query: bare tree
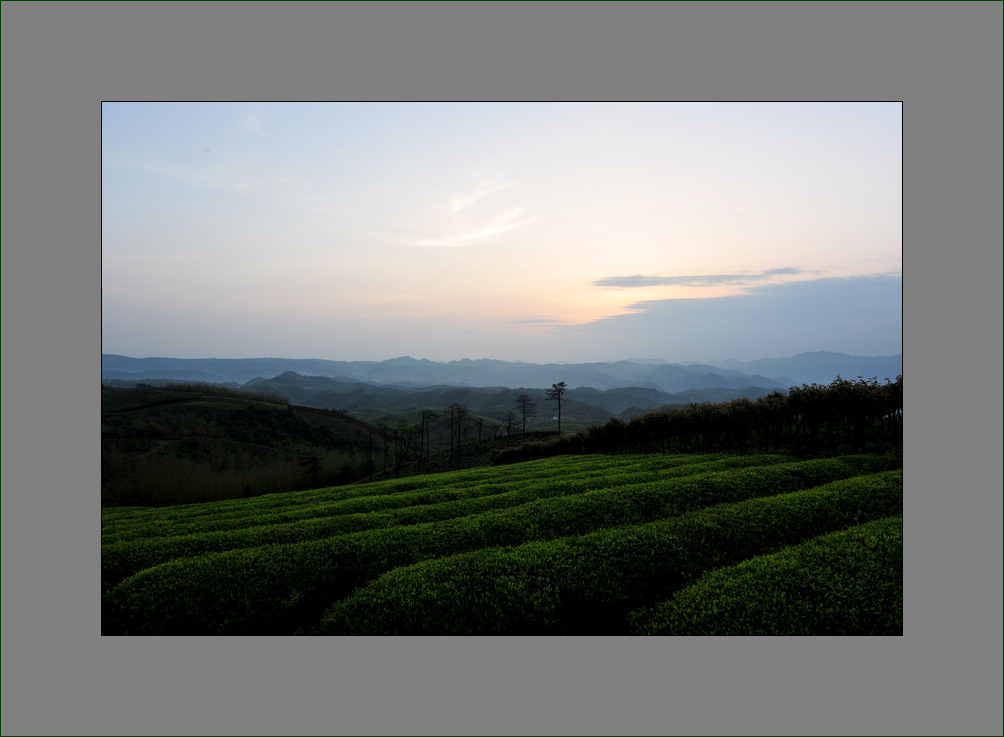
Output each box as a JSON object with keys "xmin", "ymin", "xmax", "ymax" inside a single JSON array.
[
  {"xmin": 545, "ymin": 381, "xmax": 568, "ymax": 435},
  {"xmin": 419, "ymin": 409, "xmax": 439, "ymax": 466},
  {"xmin": 447, "ymin": 404, "xmax": 457, "ymax": 468},
  {"xmin": 366, "ymin": 431, "xmax": 375, "ymax": 477},
  {"xmin": 514, "ymin": 393, "xmax": 537, "ymax": 442},
  {"xmin": 447, "ymin": 403, "xmax": 469, "ymax": 470},
  {"xmin": 456, "ymin": 404, "xmax": 469, "ymax": 468},
  {"xmin": 503, "ymin": 409, "xmax": 517, "ymax": 446},
  {"xmin": 376, "ymin": 423, "xmax": 391, "ymax": 472},
  {"xmin": 392, "ymin": 420, "xmax": 419, "ymax": 477}
]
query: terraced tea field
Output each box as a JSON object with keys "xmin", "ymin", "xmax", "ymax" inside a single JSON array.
[{"xmin": 101, "ymin": 452, "xmax": 903, "ymax": 635}]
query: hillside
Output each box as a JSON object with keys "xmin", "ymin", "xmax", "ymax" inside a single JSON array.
[
  {"xmin": 101, "ymin": 384, "xmax": 392, "ymax": 506},
  {"xmin": 101, "ymin": 381, "xmax": 578, "ymax": 506},
  {"xmin": 239, "ymin": 372, "xmax": 777, "ymax": 424},
  {"xmin": 102, "ymin": 353, "xmax": 811, "ymax": 391},
  {"xmin": 102, "ymin": 373, "xmax": 902, "ymax": 507},
  {"xmin": 106, "ymin": 372, "xmax": 783, "ymax": 442},
  {"xmin": 101, "ymin": 375, "xmax": 903, "ymax": 634},
  {"xmin": 102, "ymin": 452, "xmax": 903, "ymax": 635}
]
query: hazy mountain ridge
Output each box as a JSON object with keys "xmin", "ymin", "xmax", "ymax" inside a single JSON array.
[
  {"xmin": 238, "ymin": 374, "xmax": 775, "ymax": 422},
  {"xmin": 102, "ymin": 352, "xmax": 901, "ymax": 393},
  {"xmin": 693, "ymin": 352, "xmax": 903, "ymax": 388},
  {"xmin": 103, "ymin": 352, "xmax": 894, "ymax": 391}
]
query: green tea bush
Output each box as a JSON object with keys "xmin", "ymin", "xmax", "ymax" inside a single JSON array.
[
  {"xmin": 104, "ymin": 456, "xmax": 895, "ymax": 634},
  {"xmin": 102, "ymin": 454, "xmax": 901, "ymax": 635},
  {"xmin": 629, "ymin": 515, "xmax": 903, "ymax": 635},
  {"xmin": 102, "ymin": 454, "xmax": 771, "ymax": 589},
  {"xmin": 101, "ymin": 453, "xmax": 681, "ymax": 542},
  {"xmin": 316, "ymin": 471, "xmax": 902, "ymax": 635}
]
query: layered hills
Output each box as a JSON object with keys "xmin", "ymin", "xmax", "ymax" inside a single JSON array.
[{"xmin": 101, "ymin": 352, "xmax": 902, "ymax": 392}]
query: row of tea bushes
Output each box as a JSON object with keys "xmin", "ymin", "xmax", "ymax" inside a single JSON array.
[
  {"xmin": 316, "ymin": 471, "xmax": 902, "ymax": 635},
  {"xmin": 103, "ymin": 456, "xmax": 901, "ymax": 634},
  {"xmin": 100, "ymin": 454, "xmax": 803, "ymax": 590},
  {"xmin": 629, "ymin": 515, "xmax": 903, "ymax": 635}
]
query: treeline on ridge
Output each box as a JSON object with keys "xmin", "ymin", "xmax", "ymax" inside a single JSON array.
[
  {"xmin": 494, "ymin": 375, "xmax": 903, "ymax": 464},
  {"xmin": 102, "ymin": 383, "xmax": 390, "ymax": 506}
]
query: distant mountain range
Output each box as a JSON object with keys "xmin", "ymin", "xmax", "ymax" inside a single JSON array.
[
  {"xmin": 101, "ymin": 352, "xmax": 901, "ymax": 394},
  {"xmin": 232, "ymin": 372, "xmax": 779, "ymax": 424},
  {"xmin": 691, "ymin": 352, "xmax": 904, "ymax": 388}
]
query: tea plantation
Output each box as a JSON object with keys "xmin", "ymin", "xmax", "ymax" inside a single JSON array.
[{"xmin": 102, "ymin": 452, "xmax": 902, "ymax": 635}]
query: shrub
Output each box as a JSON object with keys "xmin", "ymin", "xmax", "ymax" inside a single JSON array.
[
  {"xmin": 629, "ymin": 516, "xmax": 903, "ymax": 635},
  {"xmin": 100, "ymin": 453, "xmax": 803, "ymax": 590},
  {"xmin": 316, "ymin": 470, "xmax": 902, "ymax": 635},
  {"xmin": 103, "ymin": 457, "xmax": 898, "ymax": 634}
]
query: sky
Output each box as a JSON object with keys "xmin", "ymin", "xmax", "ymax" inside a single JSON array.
[{"xmin": 102, "ymin": 102, "xmax": 902, "ymax": 364}]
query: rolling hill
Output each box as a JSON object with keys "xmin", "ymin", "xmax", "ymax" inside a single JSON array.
[
  {"xmin": 101, "ymin": 383, "xmax": 392, "ymax": 506},
  {"xmin": 102, "ymin": 353, "xmax": 810, "ymax": 392}
]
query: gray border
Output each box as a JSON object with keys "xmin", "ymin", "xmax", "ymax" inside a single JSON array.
[{"xmin": 2, "ymin": 1, "xmax": 1002, "ymax": 736}]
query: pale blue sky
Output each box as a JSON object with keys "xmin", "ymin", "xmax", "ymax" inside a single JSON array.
[{"xmin": 102, "ymin": 102, "xmax": 901, "ymax": 363}]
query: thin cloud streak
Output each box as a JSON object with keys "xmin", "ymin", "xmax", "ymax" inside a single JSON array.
[
  {"xmin": 447, "ymin": 174, "xmax": 513, "ymax": 215},
  {"xmin": 594, "ymin": 267, "xmax": 807, "ymax": 289},
  {"xmin": 395, "ymin": 174, "xmax": 537, "ymax": 247},
  {"xmin": 401, "ymin": 213, "xmax": 537, "ymax": 248}
]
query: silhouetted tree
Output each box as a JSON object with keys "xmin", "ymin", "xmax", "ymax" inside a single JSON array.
[
  {"xmin": 393, "ymin": 421, "xmax": 419, "ymax": 477},
  {"xmin": 367, "ymin": 432, "xmax": 374, "ymax": 476},
  {"xmin": 419, "ymin": 409, "xmax": 439, "ymax": 466},
  {"xmin": 545, "ymin": 381, "xmax": 567, "ymax": 435},
  {"xmin": 447, "ymin": 403, "xmax": 469, "ymax": 470},
  {"xmin": 376, "ymin": 423, "xmax": 391, "ymax": 472},
  {"xmin": 503, "ymin": 409, "xmax": 517, "ymax": 446},
  {"xmin": 514, "ymin": 393, "xmax": 537, "ymax": 441},
  {"xmin": 494, "ymin": 374, "xmax": 902, "ymax": 466}
]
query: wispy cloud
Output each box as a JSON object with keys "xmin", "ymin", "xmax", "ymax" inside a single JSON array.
[
  {"xmin": 594, "ymin": 267, "xmax": 807, "ymax": 289},
  {"xmin": 447, "ymin": 175, "xmax": 512, "ymax": 215},
  {"xmin": 397, "ymin": 174, "xmax": 536, "ymax": 248},
  {"xmin": 761, "ymin": 267, "xmax": 803, "ymax": 276}
]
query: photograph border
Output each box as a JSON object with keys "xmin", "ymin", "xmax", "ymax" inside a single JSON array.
[{"xmin": 3, "ymin": 2, "xmax": 1001, "ymax": 736}]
